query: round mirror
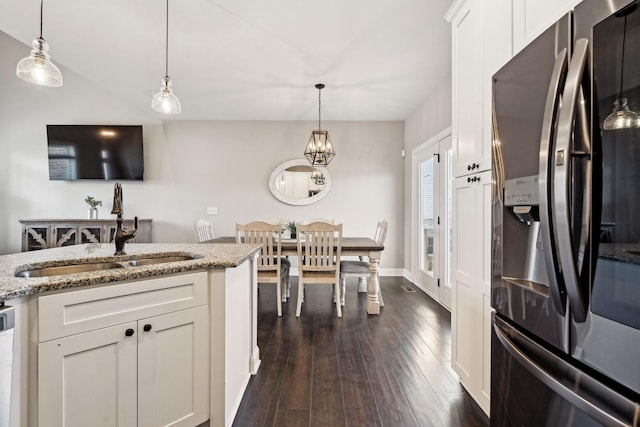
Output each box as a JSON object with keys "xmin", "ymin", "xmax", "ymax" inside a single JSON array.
[{"xmin": 268, "ymin": 159, "xmax": 332, "ymax": 206}]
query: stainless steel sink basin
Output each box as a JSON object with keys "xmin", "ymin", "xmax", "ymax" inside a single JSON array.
[
  {"xmin": 15, "ymin": 254, "xmax": 196, "ymax": 278},
  {"xmin": 127, "ymin": 255, "xmax": 194, "ymax": 267},
  {"xmin": 15, "ymin": 262, "xmax": 127, "ymax": 278}
]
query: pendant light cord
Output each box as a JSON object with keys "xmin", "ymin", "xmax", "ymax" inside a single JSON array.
[
  {"xmin": 318, "ymin": 86, "xmax": 322, "ymax": 131},
  {"xmin": 39, "ymin": 0, "xmax": 43, "ymax": 38},
  {"xmin": 164, "ymin": 0, "xmax": 169, "ymax": 78},
  {"xmin": 619, "ymin": 15, "xmax": 627, "ymax": 98}
]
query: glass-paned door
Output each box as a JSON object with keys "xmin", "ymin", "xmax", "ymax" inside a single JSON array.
[{"xmin": 415, "ymin": 135, "xmax": 453, "ymax": 308}]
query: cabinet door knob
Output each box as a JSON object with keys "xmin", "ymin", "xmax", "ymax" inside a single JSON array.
[
  {"xmin": 467, "ymin": 165, "xmax": 472, "ymax": 170},
  {"xmin": 143, "ymin": 324, "xmax": 152, "ymax": 332},
  {"xmin": 467, "ymin": 177, "xmax": 471, "ymax": 183},
  {"xmin": 125, "ymin": 328, "xmax": 135, "ymax": 337}
]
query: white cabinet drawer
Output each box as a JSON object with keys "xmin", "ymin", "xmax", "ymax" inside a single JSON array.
[{"xmin": 38, "ymin": 271, "xmax": 208, "ymax": 342}]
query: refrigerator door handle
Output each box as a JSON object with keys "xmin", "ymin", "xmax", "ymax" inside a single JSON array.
[
  {"xmin": 494, "ymin": 317, "xmax": 640, "ymax": 427},
  {"xmin": 538, "ymin": 47, "xmax": 568, "ymax": 315},
  {"xmin": 553, "ymin": 38, "xmax": 589, "ymax": 322}
]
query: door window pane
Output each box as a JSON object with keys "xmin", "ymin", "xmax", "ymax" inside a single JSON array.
[{"xmin": 421, "ymin": 158, "xmax": 435, "ymax": 274}]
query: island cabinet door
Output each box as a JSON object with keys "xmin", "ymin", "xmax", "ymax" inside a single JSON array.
[
  {"xmin": 38, "ymin": 321, "xmax": 138, "ymax": 427},
  {"xmin": 137, "ymin": 305, "xmax": 209, "ymax": 427}
]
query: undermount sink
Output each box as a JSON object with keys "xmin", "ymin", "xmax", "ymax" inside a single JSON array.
[
  {"xmin": 126, "ymin": 255, "xmax": 194, "ymax": 267},
  {"xmin": 15, "ymin": 254, "xmax": 196, "ymax": 278},
  {"xmin": 15, "ymin": 262, "xmax": 127, "ymax": 278}
]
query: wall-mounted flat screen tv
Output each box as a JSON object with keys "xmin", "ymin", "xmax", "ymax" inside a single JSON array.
[{"xmin": 47, "ymin": 125, "xmax": 144, "ymax": 180}]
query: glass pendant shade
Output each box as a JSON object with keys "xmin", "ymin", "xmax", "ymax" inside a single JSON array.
[
  {"xmin": 151, "ymin": 77, "xmax": 181, "ymax": 114},
  {"xmin": 305, "ymin": 130, "xmax": 335, "ymax": 166},
  {"xmin": 602, "ymin": 8, "xmax": 640, "ymax": 130},
  {"xmin": 16, "ymin": 38, "xmax": 63, "ymax": 87},
  {"xmin": 603, "ymin": 98, "xmax": 640, "ymax": 130},
  {"xmin": 152, "ymin": 0, "xmax": 181, "ymax": 114},
  {"xmin": 16, "ymin": 1, "xmax": 62, "ymax": 87},
  {"xmin": 16, "ymin": 37, "xmax": 63, "ymax": 87}
]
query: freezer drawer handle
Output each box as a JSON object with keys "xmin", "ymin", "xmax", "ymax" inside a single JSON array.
[{"xmin": 494, "ymin": 317, "xmax": 640, "ymax": 427}]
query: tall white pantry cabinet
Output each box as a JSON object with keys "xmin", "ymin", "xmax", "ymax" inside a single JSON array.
[{"xmin": 445, "ymin": 0, "xmax": 582, "ymax": 416}]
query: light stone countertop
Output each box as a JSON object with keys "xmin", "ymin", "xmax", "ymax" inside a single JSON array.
[{"xmin": 0, "ymin": 243, "xmax": 261, "ymax": 303}]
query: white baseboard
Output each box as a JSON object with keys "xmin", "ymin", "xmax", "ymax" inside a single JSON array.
[
  {"xmin": 290, "ymin": 268, "xmax": 408, "ymax": 277},
  {"xmin": 380, "ymin": 268, "xmax": 406, "ymax": 276}
]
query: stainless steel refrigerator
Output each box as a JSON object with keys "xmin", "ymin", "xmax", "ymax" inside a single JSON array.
[{"xmin": 491, "ymin": 0, "xmax": 640, "ymax": 425}]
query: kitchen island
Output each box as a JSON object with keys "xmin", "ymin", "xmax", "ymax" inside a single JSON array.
[{"xmin": 1, "ymin": 243, "xmax": 262, "ymax": 427}]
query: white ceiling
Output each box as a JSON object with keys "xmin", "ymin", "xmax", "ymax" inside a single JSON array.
[{"xmin": 0, "ymin": 0, "xmax": 452, "ymax": 121}]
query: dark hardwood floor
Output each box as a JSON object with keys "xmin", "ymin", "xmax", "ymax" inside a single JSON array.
[{"xmin": 233, "ymin": 276, "xmax": 490, "ymax": 427}]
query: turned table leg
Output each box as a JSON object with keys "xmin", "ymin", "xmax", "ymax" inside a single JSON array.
[{"xmin": 367, "ymin": 253, "xmax": 381, "ymax": 315}]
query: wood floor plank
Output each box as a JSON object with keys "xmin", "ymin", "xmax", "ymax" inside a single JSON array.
[
  {"xmin": 356, "ymin": 320, "xmax": 422, "ymax": 426},
  {"xmin": 274, "ymin": 408, "xmax": 311, "ymax": 427},
  {"xmin": 335, "ymin": 329, "xmax": 381, "ymax": 426},
  {"xmin": 232, "ymin": 277, "xmax": 489, "ymax": 427},
  {"xmin": 436, "ymin": 392, "xmax": 490, "ymax": 427},
  {"xmin": 311, "ymin": 352, "xmax": 346, "ymax": 427},
  {"xmin": 278, "ymin": 316, "xmax": 314, "ymax": 411}
]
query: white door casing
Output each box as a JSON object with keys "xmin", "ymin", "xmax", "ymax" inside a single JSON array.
[{"xmin": 411, "ymin": 128, "xmax": 453, "ymax": 309}]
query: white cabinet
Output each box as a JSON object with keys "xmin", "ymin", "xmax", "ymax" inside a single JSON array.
[
  {"xmin": 451, "ymin": 170, "xmax": 492, "ymax": 414},
  {"xmin": 447, "ymin": 0, "xmax": 486, "ymax": 177},
  {"xmin": 512, "ymin": 0, "xmax": 583, "ymax": 54},
  {"xmin": 446, "ymin": 0, "xmax": 511, "ymax": 415},
  {"xmin": 446, "ymin": 0, "xmax": 582, "ymax": 417},
  {"xmin": 139, "ymin": 306, "xmax": 209, "ymax": 427},
  {"xmin": 446, "ymin": 0, "xmax": 512, "ymax": 178},
  {"xmin": 37, "ymin": 272, "xmax": 209, "ymax": 427},
  {"xmin": 39, "ymin": 321, "xmax": 138, "ymax": 427}
]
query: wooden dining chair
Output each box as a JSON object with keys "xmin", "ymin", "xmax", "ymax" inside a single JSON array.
[
  {"xmin": 236, "ymin": 221, "xmax": 290, "ymax": 316},
  {"xmin": 194, "ymin": 219, "xmax": 215, "ymax": 242},
  {"xmin": 296, "ymin": 221, "xmax": 343, "ymax": 317},
  {"xmin": 260, "ymin": 218, "xmax": 295, "ymax": 298},
  {"xmin": 299, "ymin": 218, "xmax": 335, "ymax": 225},
  {"xmin": 339, "ymin": 220, "xmax": 388, "ymax": 307}
]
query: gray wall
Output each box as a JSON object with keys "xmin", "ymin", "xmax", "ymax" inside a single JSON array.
[{"xmin": 0, "ymin": 32, "xmax": 404, "ymax": 271}]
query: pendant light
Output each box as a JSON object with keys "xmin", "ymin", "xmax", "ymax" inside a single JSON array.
[
  {"xmin": 311, "ymin": 170, "xmax": 326, "ymax": 185},
  {"xmin": 603, "ymin": 4, "xmax": 639, "ymax": 130},
  {"xmin": 16, "ymin": 0, "xmax": 63, "ymax": 87},
  {"xmin": 151, "ymin": 0, "xmax": 181, "ymax": 114},
  {"xmin": 304, "ymin": 84, "xmax": 335, "ymax": 166}
]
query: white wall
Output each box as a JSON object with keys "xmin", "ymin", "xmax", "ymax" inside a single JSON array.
[
  {"xmin": 0, "ymin": 32, "xmax": 404, "ymax": 270},
  {"xmin": 403, "ymin": 76, "xmax": 452, "ymax": 273}
]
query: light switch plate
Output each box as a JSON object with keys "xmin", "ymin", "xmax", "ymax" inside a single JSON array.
[{"xmin": 207, "ymin": 207, "xmax": 218, "ymax": 215}]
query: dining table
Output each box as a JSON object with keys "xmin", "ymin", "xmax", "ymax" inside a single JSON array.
[{"xmin": 207, "ymin": 236, "xmax": 385, "ymax": 315}]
